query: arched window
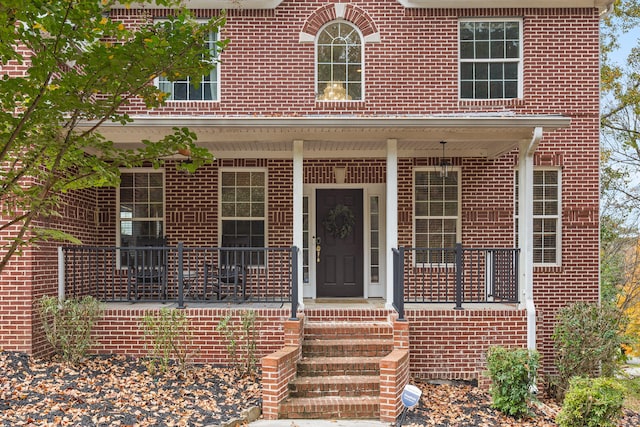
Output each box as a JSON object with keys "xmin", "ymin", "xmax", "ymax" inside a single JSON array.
[{"xmin": 316, "ymin": 21, "xmax": 362, "ymax": 101}]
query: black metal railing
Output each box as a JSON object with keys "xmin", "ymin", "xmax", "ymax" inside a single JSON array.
[
  {"xmin": 393, "ymin": 244, "xmax": 520, "ymax": 319},
  {"xmin": 62, "ymin": 244, "xmax": 298, "ymax": 315}
]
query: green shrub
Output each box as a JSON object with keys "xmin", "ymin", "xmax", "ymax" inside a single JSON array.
[
  {"xmin": 216, "ymin": 309, "xmax": 258, "ymax": 377},
  {"xmin": 486, "ymin": 346, "xmax": 540, "ymax": 418},
  {"xmin": 556, "ymin": 377, "xmax": 625, "ymax": 427},
  {"xmin": 552, "ymin": 302, "xmax": 627, "ymax": 398},
  {"xmin": 38, "ymin": 295, "xmax": 104, "ymax": 364},
  {"xmin": 141, "ymin": 308, "xmax": 193, "ymax": 375}
]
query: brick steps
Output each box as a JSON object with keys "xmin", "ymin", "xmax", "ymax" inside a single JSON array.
[{"xmin": 277, "ymin": 319, "xmax": 393, "ymax": 419}]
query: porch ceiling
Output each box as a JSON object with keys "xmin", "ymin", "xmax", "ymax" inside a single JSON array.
[{"xmin": 93, "ymin": 115, "xmax": 571, "ymax": 159}]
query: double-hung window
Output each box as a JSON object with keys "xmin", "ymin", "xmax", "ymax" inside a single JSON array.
[
  {"xmin": 118, "ymin": 170, "xmax": 164, "ymax": 264},
  {"xmin": 414, "ymin": 169, "xmax": 460, "ymax": 263},
  {"xmin": 515, "ymin": 169, "xmax": 561, "ymax": 265},
  {"xmin": 316, "ymin": 21, "xmax": 363, "ymax": 101},
  {"xmin": 157, "ymin": 24, "xmax": 219, "ymax": 101},
  {"xmin": 459, "ymin": 19, "xmax": 522, "ymax": 99},
  {"xmin": 220, "ymin": 170, "xmax": 266, "ymax": 264}
]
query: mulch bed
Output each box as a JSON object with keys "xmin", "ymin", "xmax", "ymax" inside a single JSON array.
[
  {"xmin": 3, "ymin": 351, "xmax": 640, "ymax": 426},
  {"xmin": 402, "ymin": 379, "xmax": 640, "ymax": 427},
  {"xmin": 0, "ymin": 351, "xmax": 260, "ymax": 426}
]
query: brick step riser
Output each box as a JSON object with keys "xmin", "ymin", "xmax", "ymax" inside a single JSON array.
[
  {"xmin": 302, "ymin": 345, "xmax": 392, "ymax": 358},
  {"xmin": 297, "ymin": 364, "xmax": 380, "ymax": 377},
  {"xmin": 278, "ymin": 404, "xmax": 380, "ymax": 419},
  {"xmin": 289, "ymin": 384, "xmax": 380, "ymax": 398},
  {"xmin": 304, "ymin": 328, "xmax": 392, "ymax": 340}
]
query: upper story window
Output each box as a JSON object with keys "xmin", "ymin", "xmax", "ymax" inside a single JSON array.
[
  {"xmin": 459, "ymin": 19, "xmax": 522, "ymax": 99},
  {"xmin": 157, "ymin": 26, "xmax": 219, "ymax": 101},
  {"xmin": 316, "ymin": 21, "xmax": 363, "ymax": 101}
]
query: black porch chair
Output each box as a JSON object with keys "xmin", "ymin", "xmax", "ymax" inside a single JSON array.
[
  {"xmin": 127, "ymin": 237, "xmax": 168, "ymax": 301},
  {"xmin": 203, "ymin": 239, "xmax": 249, "ymax": 302}
]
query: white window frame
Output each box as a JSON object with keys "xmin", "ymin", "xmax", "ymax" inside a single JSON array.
[
  {"xmin": 155, "ymin": 19, "xmax": 220, "ymax": 102},
  {"xmin": 458, "ymin": 18, "xmax": 523, "ymax": 100},
  {"xmin": 116, "ymin": 168, "xmax": 165, "ymax": 266},
  {"xmin": 218, "ymin": 168, "xmax": 268, "ymax": 251},
  {"xmin": 315, "ymin": 20, "xmax": 364, "ymax": 101},
  {"xmin": 413, "ymin": 167, "xmax": 462, "ymax": 265},
  {"xmin": 515, "ymin": 167, "xmax": 562, "ymax": 266}
]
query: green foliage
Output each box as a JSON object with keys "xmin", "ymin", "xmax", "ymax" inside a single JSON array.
[
  {"xmin": 0, "ymin": 0, "xmax": 226, "ymax": 273},
  {"xmin": 38, "ymin": 295, "xmax": 104, "ymax": 364},
  {"xmin": 556, "ymin": 377, "xmax": 625, "ymax": 427},
  {"xmin": 216, "ymin": 310, "xmax": 258, "ymax": 377},
  {"xmin": 552, "ymin": 302, "xmax": 628, "ymax": 398},
  {"xmin": 140, "ymin": 308, "xmax": 193, "ymax": 375},
  {"xmin": 485, "ymin": 346, "xmax": 540, "ymax": 418}
]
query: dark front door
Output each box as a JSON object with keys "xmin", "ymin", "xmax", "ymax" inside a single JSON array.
[{"xmin": 316, "ymin": 189, "xmax": 363, "ymax": 297}]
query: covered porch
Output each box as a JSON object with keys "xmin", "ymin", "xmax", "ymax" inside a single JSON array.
[{"xmin": 92, "ymin": 114, "xmax": 570, "ymax": 321}]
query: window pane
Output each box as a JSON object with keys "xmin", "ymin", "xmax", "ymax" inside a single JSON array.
[
  {"xmin": 460, "ymin": 41, "xmax": 474, "ymax": 59},
  {"xmin": 475, "ymin": 81, "xmax": 488, "ymax": 98},
  {"xmin": 475, "ymin": 41, "xmax": 489, "ymax": 58},
  {"xmin": 461, "ymin": 81, "xmax": 473, "ymax": 98},
  {"xmin": 461, "ymin": 63, "xmax": 474, "ymax": 79}
]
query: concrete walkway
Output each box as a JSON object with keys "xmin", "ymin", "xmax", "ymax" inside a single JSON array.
[{"xmin": 250, "ymin": 420, "xmax": 392, "ymax": 427}]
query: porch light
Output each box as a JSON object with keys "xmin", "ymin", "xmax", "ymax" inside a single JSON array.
[{"xmin": 440, "ymin": 141, "xmax": 450, "ymax": 178}]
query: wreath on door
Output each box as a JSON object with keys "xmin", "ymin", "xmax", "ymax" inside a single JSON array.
[{"xmin": 322, "ymin": 204, "xmax": 355, "ymax": 239}]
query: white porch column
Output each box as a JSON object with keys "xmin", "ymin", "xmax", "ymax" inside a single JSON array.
[
  {"xmin": 292, "ymin": 140, "xmax": 304, "ymax": 309},
  {"xmin": 385, "ymin": 139, "xmax": 398, "ymax": 309},
  {"xmin": 519, "ymin": 127, "xmax": 543, "ymax": 351}
]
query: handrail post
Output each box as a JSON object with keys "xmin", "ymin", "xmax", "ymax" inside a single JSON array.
[
  {"xmin": 177, "ymin": 242, "xmax": 184, "ymax": 309},
  {"xmin": 58, "ymin": 247, "xmax": 65, "ymax": 303},
  {"xmin": 290, "ymin": 246, "xmax": 299, "ymax": 320},
  {"xmin": 392, "ymin": 248, "xmax": 405, "ymax": 321},
  {"xmin": 454, "ymin": 243, "xmax": 463, "ymax": 310}
]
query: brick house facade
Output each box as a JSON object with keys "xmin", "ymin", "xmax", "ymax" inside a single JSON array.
[{"xmin": 1, "ymin": 0, "xmax": 604, "ymax": 413}]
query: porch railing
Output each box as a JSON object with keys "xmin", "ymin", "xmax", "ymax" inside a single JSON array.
[
  {"xmin": 61, "ymin": 244, "xmax": 298, "ymax": 316},
  {"xmin": 393, "ymin": 244, "xmax": 520, "ymax": 320}
]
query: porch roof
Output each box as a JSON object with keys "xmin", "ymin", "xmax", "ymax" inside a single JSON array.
[{"xmin": 95, "ymin": 114, "xmax": 571, "ymax": 159}]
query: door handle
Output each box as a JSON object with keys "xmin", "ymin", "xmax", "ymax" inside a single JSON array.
[{"xmin": 316, "ymin": 244, "xmax": 321, "ymax": 263}]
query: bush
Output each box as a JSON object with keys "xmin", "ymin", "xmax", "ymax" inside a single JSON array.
[
  {"xmin": 38, "ymin": 295, "xmax": 104, "ymax": 364},
  {"xmin": 486, "ymin": 346, "xmax": 540, "ymax": 418},
  {"xmin": 556, "ymin": 376, "xmax": 625, "ymax": 427},
  {"xmin": 141, "ymin": 308, "xmax": 193, "ymax": 375},
  {"xmin": 552, "ymin": 302, "xmax": 627, "ymax": 398},
  {"xmin": 216, "ymin": 309, "xmax": 258, "ymax": 377}
]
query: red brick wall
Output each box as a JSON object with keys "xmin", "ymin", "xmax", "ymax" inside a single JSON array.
[
  {"xmin": 0, "ymin": 168, "xmax": 100, "ymax": 355},
  {"xmin": 407, "ymin": 308, "xmax": 528, "ymax": 380}
]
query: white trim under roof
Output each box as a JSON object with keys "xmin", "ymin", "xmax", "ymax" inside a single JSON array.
[
  {"xmin": 86, "ymin": 115, "xmax": 571, "ymax": 160},
  {"xmin": 396, "ymin": 0, "xmax": 613, "ymax": 11},
  {"xmin": 112, "ymin": 1, "xmax": 283, "ymax": 9}
]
